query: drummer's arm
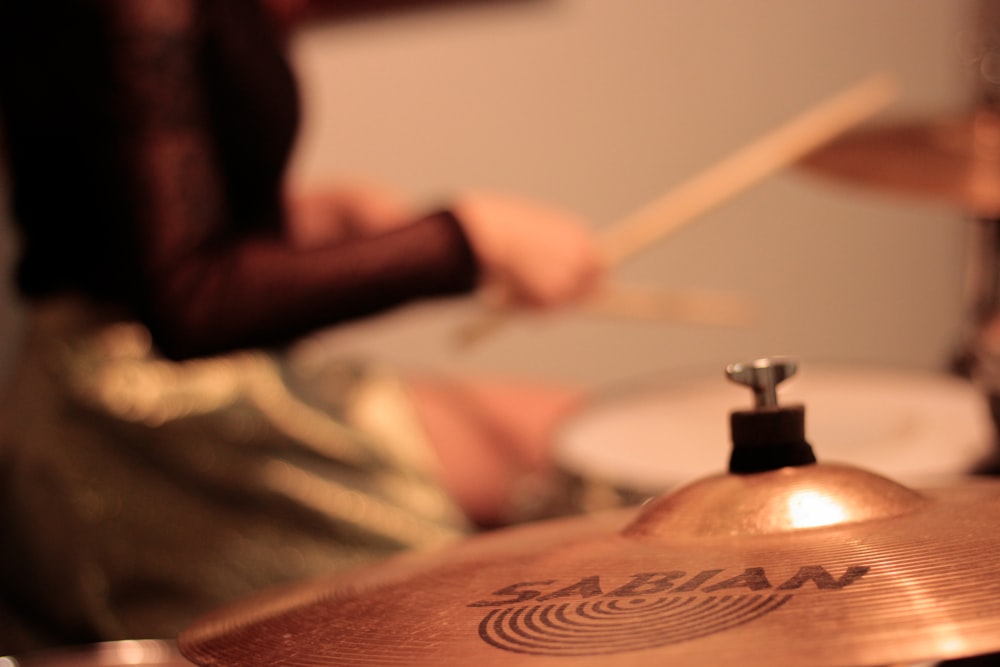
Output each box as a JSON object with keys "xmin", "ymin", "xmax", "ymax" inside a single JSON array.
[{"xmin": 105, "ymin": 0, "xmax": 479, "ymax": 359}]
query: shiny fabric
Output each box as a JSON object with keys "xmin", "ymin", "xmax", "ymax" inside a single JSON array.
[{"xmin": 0, "ymin": 299, "xmax": 469, "ymax": 654}]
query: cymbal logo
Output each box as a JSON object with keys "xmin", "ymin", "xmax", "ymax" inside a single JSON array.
[{"xmin": 467, "ymin": 565, "xmax": 869, "ymax": 656}]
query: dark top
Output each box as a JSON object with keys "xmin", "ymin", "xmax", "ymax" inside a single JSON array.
[{"xmin": 0, "ymin": 0, "xmax": 478, "ymax": 359}]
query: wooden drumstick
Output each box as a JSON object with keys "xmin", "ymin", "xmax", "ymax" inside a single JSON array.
[
  {"xmin": 457, "ymin": 72, "xmax": 900, "ymax": 347},
  {"xmin": 599, "ymin": 71, "xmax": 899, "ymax": 264},
  {"xmin": 456, "ymin": 282, "xmax": 755, "ymax": 347},
  {"xmin": 583, "ymin": 283, "xmax": 756, "ymax": 327}
]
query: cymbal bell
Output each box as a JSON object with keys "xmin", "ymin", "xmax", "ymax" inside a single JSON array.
[
  {"xmin": 799, "ymin": 109, "xmax": 1000, "ymax": 217},
  {"xmin": 178, "ymin": 464, "xmax": 1000, "ymax": 667}
]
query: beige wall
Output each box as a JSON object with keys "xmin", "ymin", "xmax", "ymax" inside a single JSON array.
[
  {"xmin": 285, "ymin": 0, "xmax": 979, "ymax": 388},
  {"xmin": 0, "ymin": 0, "xmax": 981, "ymax": 390}
]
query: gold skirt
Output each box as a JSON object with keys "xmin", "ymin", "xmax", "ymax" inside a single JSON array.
[{"xmin": 0, "ymin": 298, "xmax": 470, "ymax": 653}]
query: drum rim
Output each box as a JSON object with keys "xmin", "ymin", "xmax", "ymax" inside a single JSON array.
[{"xmin": 2, "ymin": 639, "xmax": 188, "ymax": 666}]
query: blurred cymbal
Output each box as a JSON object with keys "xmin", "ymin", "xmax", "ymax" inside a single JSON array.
[
  {"xmin": 179, "ymin": 464, "xmax": 1000, "ymax": 667},
  {"xmin": 799, "ymin": 110, "xmax": 1000, "ymax": 216},
  {"xmin": 5, "ymin": 640, "xmax": 189, "ymax": 666}
]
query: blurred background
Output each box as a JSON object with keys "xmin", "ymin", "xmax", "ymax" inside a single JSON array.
[{"xmin": 0, "ymin": 0, "xmax": 982, "ymax": 390}]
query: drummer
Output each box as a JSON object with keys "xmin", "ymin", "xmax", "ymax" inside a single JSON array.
[{"xmin": 0, "ymin": 0, "xmax": 605, "ymax": 654}]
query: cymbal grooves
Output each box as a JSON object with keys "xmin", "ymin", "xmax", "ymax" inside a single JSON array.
[{"xmin": 478, "ymin": 594, "xmax": 793, "ymax": 655}]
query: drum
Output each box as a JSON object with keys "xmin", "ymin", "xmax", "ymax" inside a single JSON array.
[
  {"xmin": 1, "ymin": 640, "xmax": 192, "ymax": 666},
  {"xmin": 555, "ymin": 364, "xmax": 994, "ymax": 510}
]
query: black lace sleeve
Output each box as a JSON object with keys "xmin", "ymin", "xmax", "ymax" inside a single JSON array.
[{"xmin": 1, "ymin": 0, "xmax": 478, "ymax": 359}]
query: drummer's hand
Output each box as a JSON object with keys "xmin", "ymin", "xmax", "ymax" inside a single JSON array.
[
  {"xmin": 284, "ymin": 179, "xmax": 415, "ymax": 248},
  {"xmin": 451, "ymin": 191, "xmax": 606, "ymax": 308}
]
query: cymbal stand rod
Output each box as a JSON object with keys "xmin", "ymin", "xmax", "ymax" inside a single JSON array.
[
  {"xmin": 954, "ymin": 218, "xmax": 1000, "ymax": 374},
  {"xmin": 954, "ymin": 217, "xmax": 1000, "ymax": 471}
]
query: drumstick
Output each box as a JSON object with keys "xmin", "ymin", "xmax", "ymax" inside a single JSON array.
[
  {"xmin": 457, "ymin": 72, "xmax": 900, "ymax": 346},
  {"xmin": 583, "ymin": 283, "xmax": 756, "ymax": 327},
  {"xmin": 600, "ymin": 71, "xmax": 899, "ymax": 264},
  {"xmin": 456, "ymin": 282, "xmax": 755, "ymax": 346}
]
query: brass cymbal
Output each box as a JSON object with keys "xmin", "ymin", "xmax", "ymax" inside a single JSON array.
[
  {"xmin": 179, "ymin": 359, "xmax": 1000, "ymax": 666},
  {"xmin": 179, "ymin": 465, "xmax": 1000, "ymax": 667},
  {"xmin": 799, "ymin": 109, "xmax": 1000, "ymax": 217}
]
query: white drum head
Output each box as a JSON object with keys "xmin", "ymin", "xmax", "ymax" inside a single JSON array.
[{"xmin": 557, "ymin": 365, "xmax": 993, "ymax": 496}]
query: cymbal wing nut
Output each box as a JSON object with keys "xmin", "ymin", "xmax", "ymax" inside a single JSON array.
[{"xmin": 726, "ymin": 357, "xmax": 817, "ymax": 473}]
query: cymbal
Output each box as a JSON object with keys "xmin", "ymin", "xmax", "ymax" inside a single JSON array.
[
  {"xmin": 799, "ymin": 109, "xmax": 1000, "ymax": 217},
  {"xmin": 179, "ymin": 468, "xmax": 1000, "ymax": 666},
  {"xmin": 178, "ymin": 358, "xmax": 1000, "ymax": 666}
]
